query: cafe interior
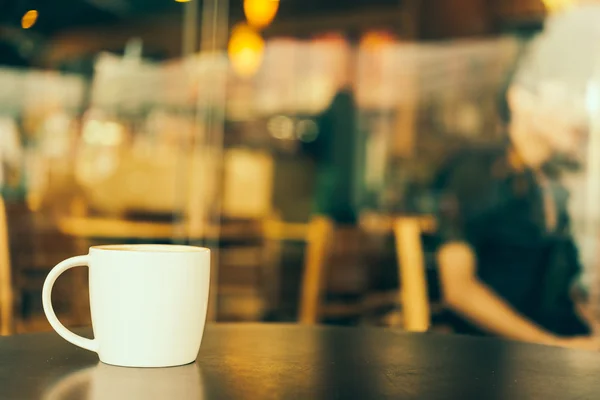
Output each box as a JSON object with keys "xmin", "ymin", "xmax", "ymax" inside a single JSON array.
[{"xmin": 1, "ymin": 0, "xmax": 600, "ymax": 347}]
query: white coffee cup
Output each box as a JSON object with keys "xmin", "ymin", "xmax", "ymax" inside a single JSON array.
[{"xmin": 42, "ymin": 244, "xmax": 210, "ymax": 368}]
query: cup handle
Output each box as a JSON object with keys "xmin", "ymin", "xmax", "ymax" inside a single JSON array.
[{"xmin": 42, "ymin": 255, "xmax": 98, "ymax": 353}]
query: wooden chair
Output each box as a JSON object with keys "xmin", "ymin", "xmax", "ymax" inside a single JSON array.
[{"xmin": 0, "ymin": 196, "xmax": 14, "ymax": 335}]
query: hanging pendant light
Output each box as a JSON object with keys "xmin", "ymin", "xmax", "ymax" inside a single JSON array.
[
  {"xmin": 359, "ymin": 31, "xmax": 396, "ymax": 50},
  {"xmin": 228, "ymin": 23, "xmax": 265, "ymax": 78},
  {"xmin": 21, "ymin": 10, "xmax": 38, "ymax": 29},
  {"xmin": 243, "ymin": 0, "xmax": 279, "ymax": 29}
]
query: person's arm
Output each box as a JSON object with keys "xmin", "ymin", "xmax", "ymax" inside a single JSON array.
[{"xmin": 438, "ymin": 241, "xmax": 598, "ymax": 349}]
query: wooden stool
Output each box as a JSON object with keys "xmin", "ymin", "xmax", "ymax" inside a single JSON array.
[{"xmin": 298, "ymin": 214, "xmax": 433, "ymax": 332}]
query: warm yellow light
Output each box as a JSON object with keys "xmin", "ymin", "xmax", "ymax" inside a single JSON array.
[
  {"xmin": 359, "ymin": 31, "xmax": 396, "ymax": 50},
  {"xmin": 244, "ymin": 0, "xmax": 279, "ymax": 29},
  {"xmin": 21, "ymin": 10, "xmax": 38, "ymax": 29},
  {"xmin": 175, "ymin": 0, "xmax": 191, "ymax": 3},
  {"xmin": 228, "ymin": 24, "xmax": 265, "ymax": 78},
  {"xmin": 312, "ymin": 32, "xmax": 346, "ymax": 44},
  {"xmin": 542, "ymin": 0, "xmax": 574, "ymax": 12}
]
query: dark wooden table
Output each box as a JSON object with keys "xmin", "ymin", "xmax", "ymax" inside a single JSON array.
[{"xmin": 1, "ymin": 324, "xmax": 600, "ymax": 399}]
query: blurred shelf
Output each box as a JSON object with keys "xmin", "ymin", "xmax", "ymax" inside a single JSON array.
[
  {"xmin": 56, "ymin": 216, "xmax": 309, "ymax": 241},
  {"xmin": 217, "ymin": 289, "xmax": 266, "ymax": 321},
  {"xmin": 264, "ymin": 6, "xmax": 415, "ymax": 39},
  {"xmin": 57, "ymin": 217, "xmax": 218, "ymax": 240},
  {"xmin": 359, "ymin": 214, "xmax": 437, "ymax": 235}
]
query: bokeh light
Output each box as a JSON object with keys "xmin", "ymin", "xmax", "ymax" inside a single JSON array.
[
  {"xmin": 268, "ymin": 115, "xmax": 294, "ymax": 140},
  {"xmin": 296, "ymin": 119, "xmax": 319, "ymax": 142},
  {"xmin": 21, "ymin": 10, "xmax": 38, "ymax": 29},
  {"xmin": 244, "ymin": 0, "xmax": 279, "ymax": 29},
  {"xmin": 228, "ymin": 23, "xmax": 265, "ymax": 78},
  {"xmin": 312, "ymin": 32, "xmax": 347, "ymax": 45},
  {"xmin": 359, "ymin": 31, "xmax": 396, "ymax": 50}
]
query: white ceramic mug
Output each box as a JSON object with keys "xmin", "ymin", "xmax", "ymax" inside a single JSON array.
[{"xmin": 42, "ymin": 244, "xmax": 210, "ymax": 368}]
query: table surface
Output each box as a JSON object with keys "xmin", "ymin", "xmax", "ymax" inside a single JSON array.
[{"xmin": 1, "ymin": 324, "xmax": 600, "ymax": 400}]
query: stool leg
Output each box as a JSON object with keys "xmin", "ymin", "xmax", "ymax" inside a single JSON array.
[
  {"xmin": 299, "ymin": 216, "xmax": 334, "ymax": 325},
  {"xmin": 394, "ymin": 218, "xmax": 430, "ymax": 332}
]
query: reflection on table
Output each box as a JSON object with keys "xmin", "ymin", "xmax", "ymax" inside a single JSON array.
[{"xmin": 44, "ymin": 363, "xmax": 202, "ymax": 400}]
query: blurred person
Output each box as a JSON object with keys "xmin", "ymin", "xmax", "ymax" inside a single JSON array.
[
  {"xmin": 436, "ymin": 1, "xmax": 600, "ymax": 350},
  {"xmin": 304, "ymin": 87, "xmax": 359, "ymax": 224},
  {"xmin": 302, "ymin": 36, "xmax": 359, "ymax": 225}
]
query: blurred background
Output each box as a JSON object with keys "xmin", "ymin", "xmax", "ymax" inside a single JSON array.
[{"xmin": 0, "ymin": 0, "xmax": 599, "ymax": 342}]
